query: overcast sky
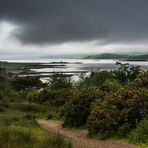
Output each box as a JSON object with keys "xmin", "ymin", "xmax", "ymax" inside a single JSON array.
[{"xmin": 0, "ymin": 0, "xmax": 148, "ymax": 58}]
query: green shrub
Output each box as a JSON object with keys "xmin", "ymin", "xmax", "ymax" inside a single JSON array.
[
  {"xmin": 62, "ymin": 87, "xmax": 104, "ymax": 127},
  {"xmin": 25, "ymin": 89, "xmax": 40, "ymax": 103},
  {"xmin": 117, "ymin": 123, "xmax": 131, "ymax": 137},
  {"xmin": 49, "ymin": 73, "xmax": 73, "ymax": 89},
  {"xmin": 11, "ymin": 76, "xmax": 43, "ymax": 91},
  {"xmin": 129, "ymin": 120, "xmax": 148, "ymax": 144},
  {"xmin": 38, "ymin": 88, "xmax": 71, "ymax": 106},
  {"xmin": 79, "ymin": 70, "xmax": 114, "ymax": 88},
  {"xmin": 101, "ymin": 79, "xmax": 121, "ymax": 92},
  {"xmin": 87, "ymin": 71, "xmax": 148, "ymax": 137},
  {"xmin": 114, "ymin": 63, "xmax": 141, "ymax": 83},
  {"xmin": 0, "ymin": 85, "xmax": 20, "ymax": 101}
]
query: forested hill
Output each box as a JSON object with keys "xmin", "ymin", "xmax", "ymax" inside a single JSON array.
[{"xmin": 83, "ymin": 53, "xmax": 148, "ymax": 60}]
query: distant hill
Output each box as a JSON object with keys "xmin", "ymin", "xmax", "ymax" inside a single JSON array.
[{"xmin": 83, "ymin": 53, "xmax": 148, "ymax": 61}]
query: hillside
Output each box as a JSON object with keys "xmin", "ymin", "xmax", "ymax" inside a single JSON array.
[{"xmin": 83, "ymin": 53, "xmax": 148, "ymax": 61}]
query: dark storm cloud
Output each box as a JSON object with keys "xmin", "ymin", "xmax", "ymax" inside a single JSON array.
[{"xmin": 0, "ymin": 0, "xmax": 148, "ymax": 44}]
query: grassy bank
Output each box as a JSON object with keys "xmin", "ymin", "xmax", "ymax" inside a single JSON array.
[{"xmin": 0, "ymin": 101, "xmax": 72, "ymax": 148}]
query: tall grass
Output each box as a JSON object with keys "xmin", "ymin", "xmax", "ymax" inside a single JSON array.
[
  {"xmin": 0, "ymin": 127, "xmax": 36, "ymax": 148},
  {"xmin": 44, "ymin": 132, "xmax": 72, "ymax": 148},
  {"xmin": 0, "ymin": 127, "xmax": 72, "ymax": 148},
  {"xmin": 0, "ymin": 95, "xmax": 72, "ymax": 147},
  {"xmin": 129, "ymin": 120, "xmax": 148, "ymax": 144}
]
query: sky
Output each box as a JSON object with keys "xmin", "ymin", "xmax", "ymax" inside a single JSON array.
[{"xmin": 0, "ymin": 0, "xmax": 148, "ymax": 58}]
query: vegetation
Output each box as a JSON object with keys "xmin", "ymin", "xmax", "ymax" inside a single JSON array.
[
  {"xmin": 0, "ymin": 62, "xmax": 147, "ymax": 147},
  {"xmin": 87, "ymin": 71, "xmax": 148, "ymax": 139},
  {"xmin": 11, "ymin": 76, "xmax": 43, "ymax": 91},
  {"xmin": 129, "ymin": 119, "xmax": 148, "ymax": 144},
  {"xmin": 62, "ymin": 87, "xmax": 104, "ymax": 127},
  {"xmin": 83, "ymin": 53, "xmax": 148, "ymax": 60},
  {"xmin": 0, "ymin": 99, "xmax": 72, "ymax": 148},
  {"xmin": 49, "ymin": 73, "xmax": 73, "ymax": 89}
]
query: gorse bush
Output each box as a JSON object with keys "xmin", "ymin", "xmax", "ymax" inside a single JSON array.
[
  {"xmin": 87, "ymin": 71, "xmax": 148, "ymax": 138},
  {"xmin": 62, "ymin": 87, "xmax": 105, "ymax": 127},
  {"xmin": 38, "ymin": 88, "xmax": 72, "ymax": 106}
]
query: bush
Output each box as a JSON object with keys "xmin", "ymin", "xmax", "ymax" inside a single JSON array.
[
  {"xmin": 38, "ymin": 88, "xmax": 71, "ymax": 106},
  {"xmin": 0, "ymin": 85, "xmax": 20, "ymax": 101},
  {"xmin": 80, "ymin": 71, "xmax": 114, "ymax": 87},
  {"xmin": 49, "ymin": 73, "xmax": 73, "ymax": 89},
  {"xmin": 101, "ymin": 79, "xmax": 121, "ymax": 92},
  {"xmin": 129, "ymin": 120, "xmax": 148, "ymax": 144},
  {"xmin": 87, "ymin": 71, "xmax": 148, "ymax": 138},
  {"xmin": 62, "ymin": 87, "xmax": 104, "ymax": 127},
  {"xmin": 11, "ymin": 76, "xmax": 43, "ymax": 91},
  {"xmin": 114, "ymin": 63, "xmax": 141, "ymax": 83},
  {"xmin": 25, "ymin": 89, "xmax": 40, "ymax": 102}
]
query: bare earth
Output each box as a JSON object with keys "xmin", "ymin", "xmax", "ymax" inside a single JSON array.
[{"xmin": 37, "ymin": 119, "xmax": 136, "ymax": 148}]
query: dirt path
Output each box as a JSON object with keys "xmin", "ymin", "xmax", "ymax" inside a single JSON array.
[{"xmin": 37, "ymin": 119, "xmax": 136, "ymax": 148}]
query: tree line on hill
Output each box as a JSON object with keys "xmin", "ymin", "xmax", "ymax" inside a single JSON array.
[{"xmin": 83, "ymin": 53, "xmax": 148, "ymax": 61}]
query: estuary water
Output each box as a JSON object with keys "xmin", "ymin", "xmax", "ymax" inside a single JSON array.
[{"xmin": 4, "ymin": 59, "xmax": 148, "ymax": 82}]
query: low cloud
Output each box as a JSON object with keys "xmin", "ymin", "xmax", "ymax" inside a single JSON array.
[{"xmin": 0, "ymin": 0, "xmax": 148, "ymax": 45}]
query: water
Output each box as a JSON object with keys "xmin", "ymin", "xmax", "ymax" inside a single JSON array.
[{"xmin": 2, "ymin": 59, "xmax": 148, "ymax": 82}]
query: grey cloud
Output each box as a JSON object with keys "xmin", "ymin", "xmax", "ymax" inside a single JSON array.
[{"xmin": 0, "ymin": 0, "xmax": 148, "ymax": 44}]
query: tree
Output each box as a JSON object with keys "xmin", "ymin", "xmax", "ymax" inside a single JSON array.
[
  {"xmin": 49, "ymin": 73, "xmax": 72, "ymax": 89},
  {"xmin": 114, "ymin": 62, "xmax": 142, "ymax": 83},
  {"xmin": 11, "ymin": 76, "xmax": 42, "ymax": 91}
]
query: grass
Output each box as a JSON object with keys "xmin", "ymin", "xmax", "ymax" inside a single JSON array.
[
  {"xmin": 0, "ymin": 127, "xmax": 72, "ymax": 148},
  {"xmin": 43, "ymin": 132, "xmax": 72, "ymax": 148},
  {"xmin": 0, "ymin": 101, "xmax": 72, "ymax": 148},
  {"xmin": 1, "ymin": 62, "xmax": 30, "ymax": 70},
  {"xmin": 128, "ymin": 120, "xmax": 148, "ymax": 148}
]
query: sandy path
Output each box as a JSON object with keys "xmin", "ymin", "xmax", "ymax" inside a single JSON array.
[{"xmin": 37, "ymin": 119, "xmax": 136, "ymax": 148}]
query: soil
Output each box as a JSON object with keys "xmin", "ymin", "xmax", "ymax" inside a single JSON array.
[{"xmin": 37, "ymin": 119, "xmax": 136, "ymax": 148}]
